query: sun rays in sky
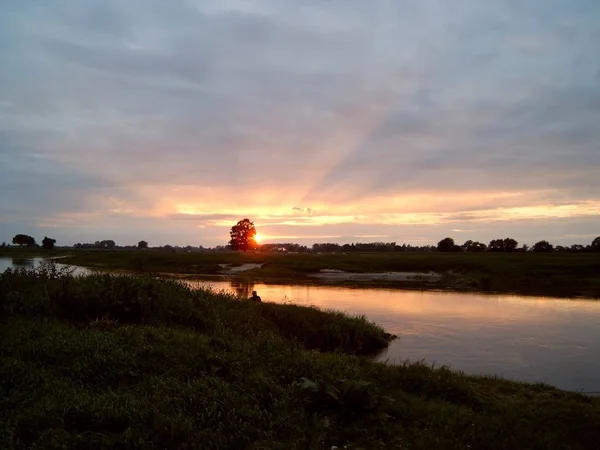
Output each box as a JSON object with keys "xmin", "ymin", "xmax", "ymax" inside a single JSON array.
[{"xmin": 1, "ymin": 1, "xmax": 599, "ymax": 246}]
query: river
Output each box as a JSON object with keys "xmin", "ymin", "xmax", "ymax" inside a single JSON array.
[{"xmin": 2, "ymin": 256, "xmax": 600, "ymax": 393}]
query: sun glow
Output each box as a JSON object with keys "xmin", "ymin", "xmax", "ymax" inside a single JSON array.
[{"xmin": 254, "ymin": 233, "xmax": 262, "ymax": 243}]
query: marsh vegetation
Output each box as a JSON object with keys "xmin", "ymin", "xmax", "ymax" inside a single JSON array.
[{"xmin": 2, "ymin": 267, "xmax": 600, "ymax": 449}]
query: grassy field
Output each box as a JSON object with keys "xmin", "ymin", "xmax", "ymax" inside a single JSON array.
[
  {"xmin": 2, "ymin": 267, "xmax": 600, "ymax": 449},
  {"xmin": 54, "ymin": 250, "xmax": 600, "ymax": 297},
  {"xmin": 0, "ymin": 248, "xmax": 67, "ymax": 258}
]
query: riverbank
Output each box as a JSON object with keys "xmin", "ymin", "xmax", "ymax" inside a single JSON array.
[
  {"xmin": 55, "ymin": 250, "xmax": 600, "ymax": 298},
  {"xmin": 2, "ymin": 268, "xmax": 599, "ymax": 449}
]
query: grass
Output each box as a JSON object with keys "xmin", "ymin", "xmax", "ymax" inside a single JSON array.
[
  {"xmin": 59, "ymin": 250, "xmax": 600, "ymax": 297},
  {"xmin": 0, "ymin": 265, "xmax": 388, "ymax": 355},
  {"xmin": 2, "ymin": 266, "xmax": 600, "ymax": 449},
  {"xmin": 0, "ymin": 248, "xmax": 67, "ymax": 258}
]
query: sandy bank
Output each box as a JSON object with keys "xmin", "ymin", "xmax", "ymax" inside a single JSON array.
[
  {"xmin": 309, "ymin": 269, "xmax": 442, "ymax": 282},
  {"xmin": 219, "ymin": 263, "xmax": 264, "ymax": 274}
]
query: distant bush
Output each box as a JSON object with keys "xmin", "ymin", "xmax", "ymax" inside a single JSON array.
[
  {"xmin": 488, "ymin": 238, "xmax": 518, "ymax": 252},
  {"xmin": 437, "ymin": 237, "xmax": 459, "ymax": 252},
  {"xmin": 532, "ymin": 240, "xmax": 554, "ymax": 252},
  {"xmin": 42, "ymin": 236, "xmax": 56, "ymax": 249}
]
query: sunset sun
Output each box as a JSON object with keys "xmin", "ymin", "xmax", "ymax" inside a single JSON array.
[{"xmin": 253, "ymin": 233, "xmax": 262, "ymax": 243}]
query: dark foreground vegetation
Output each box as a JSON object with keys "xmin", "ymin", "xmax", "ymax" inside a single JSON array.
[
  {"xmin": 2, "ymin": 267, "xmax": 600, "ymax": 449},
  {"xmin": 58, "ymin": 250, "xmax": 600, "ymax": 297}
]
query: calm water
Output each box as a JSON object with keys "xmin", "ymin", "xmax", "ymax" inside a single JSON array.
[
  {"xmin": 2, "ymin": 256, "xmax": 600, "ymax": 393},
  {"xmin": 0, "ymin": 256, "xmax": 89, "ymax": 275}
]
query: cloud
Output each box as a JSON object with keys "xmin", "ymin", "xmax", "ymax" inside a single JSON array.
[
  {"xmin": 0, "ymin": 0, "xmax": 599, "ymax": 246},
  {"xmin": 292, "ymin": 207, "xmax": 316, "ymax": 216}
]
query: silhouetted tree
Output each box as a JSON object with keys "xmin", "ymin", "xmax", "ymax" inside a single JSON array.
[
  {"xmin": 437, "ymin": 237, "xmax": 458, "ymax": 252},
  {"xmin": 488, "ymin": 239, "xmax": 503, "ymax": 252},
  {"xmin": 532, "ymin": 240, "xmax": 553, "ymax": 252},
  {"xmin": 503, "ymin": 238, "xmax": 518, "ymax": 252},
  {"xmin": 591, "ymin": 237, "xmax": 600, "ymax": 252},
  {"xmin": 42, "ymin": 237, "xmax": 56, "ymax": 250},
  {"xmin": 229, "ymin": 219, "xmax": 258, "ymax": 252},
  {"xmin": 1, "ymin": 242, "xmax": 6, "ymax": 248},
  {"xmin": 95, "ymin": 240, "xmax": 116, "ymax": 250},
  {"xmin": 462, "ymin": 240, "xmax": 487, "ymax": 252},
  {"xmin": 12, "ymin": 234, "xmax": 36, "ymax": 248},
  {"xmin": 488, "ymin": 238, "xmax": 518, "ymax": 252},
  {"xmin": 138, "ymin": 240, "xmax": 148, "ymax": 249}
]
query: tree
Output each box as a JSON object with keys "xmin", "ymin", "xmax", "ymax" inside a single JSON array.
[
  {"xmin": 95, "ymin": 240, "xmax": 116, "ymax": 250},
  {"xmin": 12, "ymin": 234, "xmax": 36, "ymax": 248},
  {"xmin": 138, "ymin": 240, "xmax": 149, "ymax": 249},
  {"xmin": 229, "ymin": 218, "xmax": 258, "ymax": 251},
  {"xmin": 488, "ymin": 238, "xmax": 518, "ymax": 252},
  {"xmin": 42, "ymin": 237, "xmax": 56, "ymax": 250},
  {"xmin": 591, "ymin": 237, "xmax": 600, "ymax": 252},
  {"xmin": 532, "ymin": 240, "xmax": 553, "ymax": 252},
  {"xmin": 488, "ymin": 239, "xmax": 502, "ymax": 252},
  {"xmin": 437, "ymin": 237, "xmax": 457, "ymax": 252},
  {"xmin": 504, "ymin": 238, "xmax": 519, "ymax": 252},
  {"xmin": 503, "ymin": 238, "xmax": 519, "ymax": 252},
  {"xmin": 463, "ymin": 240, "xmax": 487, "ymax": 252}
]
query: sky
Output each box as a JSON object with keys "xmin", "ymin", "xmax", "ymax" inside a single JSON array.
[{"xmin": 1, "ymin": 0, "xmax": 599, "ymax": 247}]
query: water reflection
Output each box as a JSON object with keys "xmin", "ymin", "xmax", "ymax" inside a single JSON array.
[
  {"xmin": 0, "ymin": 256, "xmax": 89, "ymax": 276},
  {"xmin": 11, "ymin": 256, "xmax": 36, "ymax": 269},
  {"xmin": 230, "ymin": 280, "xmax": 255, "ymax": 299}
]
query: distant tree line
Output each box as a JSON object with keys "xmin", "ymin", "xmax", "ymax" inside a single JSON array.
[
  {"xmin": 71, "ymin": 241, "xmax": 209, "ymax": 252},
  {"xmin": 74, "ymin": 240, "xmax": 117, "ymax": 250},
  {"xmin": 154, "ymin": 245, "xmax": 206, "ymax": 252},
  {"xmin": 311, "ymin": 242, "xmax": 434, "ymax": 253},
  {"xmin": 260, "ymin": 243, "xmax": 311, "ymax": 253},
  {"xmin": 436, "ymin": 237, "xmax": 600, "ymax": 253},
  {"xmin": 3, "ymin": 231, "xmax": 599, "ymax": 254},
  {"xmin": 256, "ymin": 237, "xmax": 600, "ymax": 253}
]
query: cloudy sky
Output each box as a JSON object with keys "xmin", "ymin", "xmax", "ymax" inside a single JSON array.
[{"xmin": 1, "ymin": 0, "xmax": 599, "ymax": 247}]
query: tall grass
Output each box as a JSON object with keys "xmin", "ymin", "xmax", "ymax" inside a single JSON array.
[
  {"xmin": 0, "ymin": 265, "xmax": 390, "ymax": 354},
  {"xmin": 2, "ymin": 266, "xmax": 600, "ymax": 449}
]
